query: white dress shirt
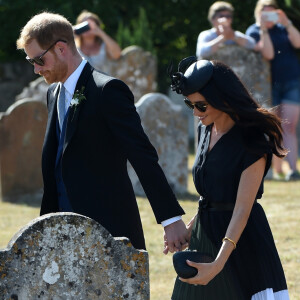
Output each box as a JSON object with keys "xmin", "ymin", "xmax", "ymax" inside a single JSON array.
[{"xmin": 61, "ymin": 59, "xmax": 87, "ymax": 115}]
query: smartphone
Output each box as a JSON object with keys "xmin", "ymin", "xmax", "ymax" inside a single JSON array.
[
  {"xmin": 261, "ymin": 11, "xmax": 279, "ymax": 23},
  {"xmin": 73, "ymin": 21, "xmax": 90, "ymax": 35}
]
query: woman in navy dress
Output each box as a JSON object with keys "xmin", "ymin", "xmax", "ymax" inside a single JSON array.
[{"xmin": 169, "ymin": 57, "xmax": 290, "ymax": 299}]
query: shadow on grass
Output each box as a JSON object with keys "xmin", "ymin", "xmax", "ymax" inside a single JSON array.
[{"xmin": 2, "ymin": 190, "xmax": 42, "ymax": 208}]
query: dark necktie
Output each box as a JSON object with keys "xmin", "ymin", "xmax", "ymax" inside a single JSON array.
[{"xmin": 57, "ymin": 83, "xmax": 65, "ymax": 131}]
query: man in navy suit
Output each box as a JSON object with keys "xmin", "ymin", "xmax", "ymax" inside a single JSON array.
[{"xmin": 17, "ymin": 12, "xmax": 187, "ymax": 251}]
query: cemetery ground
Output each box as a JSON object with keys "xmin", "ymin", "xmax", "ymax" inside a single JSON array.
[{"xmin": 0, "ymin": 156, "xmax": 299, "ymax": 300}]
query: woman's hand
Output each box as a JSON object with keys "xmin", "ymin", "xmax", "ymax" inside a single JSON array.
[
  {"xmin": 259, "ymin": 13, "xmax": 268, "ymax": 30},
  {"xmin": 277, "ymin": 9, "xmax": 290, "ymax": 27},
  {"xmin": 185, "ymin": 215, "xmax": 196, "ymax": 244},
  {"xmin": 163, "ymin": 215, "xmax": 197, "ymax": 255},
  {"xmin": 86, "ymin": 19, "xmax": 104, "ymax": 38},
  {"xmin": 179, "ymin": 260, "xmax": 223, "ymax": 285}
]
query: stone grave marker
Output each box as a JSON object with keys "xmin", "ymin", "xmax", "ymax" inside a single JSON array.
[
  {"xmin": 0, "ymin": 99, "xmax": 47, "ymax": 199},
  {"xmin": 205, "ymin": 44, "xmax": 271, "ymax": 107},
  {"xmin": 0, "ymin": 212, "xmax": 149, "ymax": 300},
  {"xmin": 128, "ymin": 93, "xmax": 188, "ymax": 195}
]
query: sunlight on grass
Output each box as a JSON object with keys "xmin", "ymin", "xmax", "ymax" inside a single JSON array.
[
  {"xmin": 141, "ymin": 179, "xmax": 300, "ymax": 300},
  {"xmin": 0, "ymin": 158, "xmax": 299, "ymax": 299}
]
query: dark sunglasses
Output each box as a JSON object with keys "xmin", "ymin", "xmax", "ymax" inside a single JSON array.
[
  {"xmin": 26, "ymin": 40, "xmax": 66, "ymax": 66},
  {"xmin": 216, "ymin": 13, "xmax": 232, "ymax": 19},
  {"xmin": 184, "ymin": 98, "xmax": 209, "ymax": 112}
]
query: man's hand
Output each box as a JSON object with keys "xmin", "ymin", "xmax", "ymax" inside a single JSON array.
[
  {"xmin": 163, "ymin": 219, "xmax": 189, "ymax": 255},
  {"xmin": 217, "ymin": 18, "xmax": 235, "ymax": 40}
]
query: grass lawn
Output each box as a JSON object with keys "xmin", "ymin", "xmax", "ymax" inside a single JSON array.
[{"xmin": 0, "ymin": 158, "xmax": 299, "ymax": 299}]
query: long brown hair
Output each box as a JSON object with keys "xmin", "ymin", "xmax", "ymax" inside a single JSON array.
[{"xmin": 199, "ymin": 61, "xmax": 287, "ymax": 158}]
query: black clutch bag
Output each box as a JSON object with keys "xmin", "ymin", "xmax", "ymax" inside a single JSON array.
[{"xmin": 173, "ymin": 251, "xmax": 214, "ymax": 279}]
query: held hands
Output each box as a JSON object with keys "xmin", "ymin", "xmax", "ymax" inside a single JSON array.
[
  {"xmin": 179, "ymin": 260, "xmax": 223, "ymax": 286},
  {"xmin": 163, "ymin": 220, "xmax": 189, "ymax": 255}
]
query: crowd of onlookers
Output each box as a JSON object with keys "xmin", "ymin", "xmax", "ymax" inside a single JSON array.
[
  {"xmin": 75, "ymin": 1, "xmax": 300, "ymax": 182},
  {"xmin": 196, "ymin": 0, "xmax": 300, "ymax": 181}
]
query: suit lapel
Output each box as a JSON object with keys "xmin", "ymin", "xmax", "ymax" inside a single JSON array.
[{"xmin": 63, "ymin": 62, "xmax": 94, "ymax": 154}]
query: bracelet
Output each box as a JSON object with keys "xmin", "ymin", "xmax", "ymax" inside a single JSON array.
[{"xmin": 222, "ymin": 237, "xmax": 237, "ymax": 249}]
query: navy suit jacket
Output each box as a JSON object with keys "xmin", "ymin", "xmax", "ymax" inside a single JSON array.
[{"xmin": 40, "ymin": 62, "xmax": 185, "ymax": 249}]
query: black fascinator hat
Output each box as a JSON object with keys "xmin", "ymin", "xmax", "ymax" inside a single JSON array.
[{"xmin": 169, "ymin": 56, "xmax": 214, "ymax": 96}]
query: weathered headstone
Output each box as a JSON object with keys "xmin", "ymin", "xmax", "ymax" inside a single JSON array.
[
  {"xmin": 100, "ymin": 46, "xmax": 157, "ymax": 102},
  {"xmin": 16, "ymin": 45, "xmax": 157, "ymax": 104},
  {"xmin": 0, "ymin": 213, "xmax": 149, "ymax": 300},
  {"xmin": 205, "ymin": 45, "xmax": 271, "ymax": 107},
  {"xmin": 0, "ymin": 62, "xmax": 37, "ymax": 112},
  {"xmin": 168, "ymin": 88, "xmax": 195, "ymax": 140},
  {"xmin": 16, "ymin": 77, "xmax": 48, "ymax": 103},
  {"xmin": 128, "ymin": 93, "xmax": 188, "ymax": 195},
  {"xmin": 0, "ymin": 99, "xmax": 47, "ymax": 199}
]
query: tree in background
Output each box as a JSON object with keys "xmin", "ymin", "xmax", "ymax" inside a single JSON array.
[
  {"xmin": 280, "ymin": 0, "xmax": 300, "ymax": 28},
  {"xmin": 116, "ymin": 7, "xmax": 155, "ymax": 55},
  {"xmin": 0, "ymin": 0, "xmax": 297, "ymax": 92}
]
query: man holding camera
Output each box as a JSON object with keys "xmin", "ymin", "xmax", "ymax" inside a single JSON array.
[{"xmin": 16, "ymin": 12, "xmax": 188, "ymax": 251}]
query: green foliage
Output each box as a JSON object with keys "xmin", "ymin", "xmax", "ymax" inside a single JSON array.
[
  {"xmin": 279, "ymin": 0, "xmax": 300, "ymax": 28},
  {"xmin": 116, "ymin": 7, "xmax": 155, "ymax": 54},
  {"xmin": 2, "ymin": 0, "xmax": 300, "ymax": 91}
]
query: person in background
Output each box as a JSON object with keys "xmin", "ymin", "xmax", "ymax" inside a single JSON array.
[
  {"xmin": 246, "ymin": 0, "xmax": 300, "ymax": 181},
  {"xmin": 75, "ymin": 10, "xmax": 121, "ymax": 71},
  {"xmin": 169, "ymin": 56, "xmax": 289, "ymax": 299},
  {"xmin": 196, "ymin": 1, "xmax": 256, "ymax": 59}
]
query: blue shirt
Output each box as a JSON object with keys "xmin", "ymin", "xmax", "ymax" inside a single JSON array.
[{"xmin": 246, "ymin": 23, "xmax": 300, "ymax": 84}]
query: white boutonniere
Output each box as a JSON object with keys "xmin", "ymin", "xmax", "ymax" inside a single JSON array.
[
  {"xmin": 71, "ymin": 86, "xmax": 86, "ymax": 107},
  {"xmin": 70, "ymin": 86, "xmax": 86, "ymax": 121}
]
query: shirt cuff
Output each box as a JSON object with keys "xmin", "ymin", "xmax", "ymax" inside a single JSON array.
[{"xmin": 161, "ymin": 216, "xmax": 182, "ymax": 227}]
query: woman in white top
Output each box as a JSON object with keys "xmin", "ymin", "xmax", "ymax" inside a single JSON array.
[{"xmin": 75, "ymin": 10, "xmax": 121, "ymax": 70}]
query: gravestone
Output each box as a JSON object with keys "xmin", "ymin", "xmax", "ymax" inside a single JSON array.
[
  {"xmin": 16, "ymin": 77, "xmax": 48, "ymax": 103},
  {"xmin": 0, "ymin": 213, "xmax": 149, "ymax": 300},
  {"xmin": 0, "ymin": 99, "xmax": 47, "ymax": 199},
  {"xmin": 128, "ymin": 93, "xmax": 188, "ymax": 195},
  {"xmin": 16, "ymin": 45, "xmax": 157, "ymax": 104},
  {"xmin": 205, "ymin": 45, "xmax": 271, "ymax": 107},
  {"xmin": 100, "ymin": 46, "xmax": 157, "ymax": 102},
  {"xmin": 0, "ymin": 62, "xmax": 37, "ymax": 112}
]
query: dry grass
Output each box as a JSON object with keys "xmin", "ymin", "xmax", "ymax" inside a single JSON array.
[
  {"xmin": 0, "ymin": 160, "xmax": 299, "ymax": 299},
  {"xmin": 141, "ymin": 157, "xmax": 300, "ymax": 300}
]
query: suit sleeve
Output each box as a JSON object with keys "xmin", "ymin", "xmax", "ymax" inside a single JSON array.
[{"xmin": 99, "ymin": 79, "xmax": 185, "ymax": 223}]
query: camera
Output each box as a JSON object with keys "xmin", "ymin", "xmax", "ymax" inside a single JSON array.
[
  {"xmin": 73, "ymin": 21, "xmax": 90, "ymax": 35},
  {"xmin": 261, "ymin": 11, "xmax": 279, "ymax": 23}
]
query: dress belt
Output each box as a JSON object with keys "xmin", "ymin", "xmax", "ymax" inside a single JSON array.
[
  {"xmin": 198, "ymin": 197, "xmax": 257, "ymax": 214},
  {"xmin": 198, "ymin": 200, "xmax": 235, "ymax": 214}
]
